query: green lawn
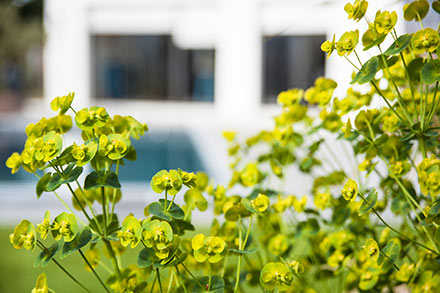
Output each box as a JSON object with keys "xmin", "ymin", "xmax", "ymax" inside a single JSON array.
[{"xmin": 0, "ymin": 227, "xmax": 137, "ymax": 293}]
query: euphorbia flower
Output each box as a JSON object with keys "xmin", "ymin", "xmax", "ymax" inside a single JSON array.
[
  {"xmin": 51, "ymin": 212, "xmax": 78, "ymax": 242},
  {"xmin": 260, "ymin": 262, "xmax": 293, "ymax": 291},
  {"xmin": 192, "ymin": 234, "xmax": 227, "ymax": 263},
  {"xmin": 344, "ymin": 0, "xmax": 368, "ymax": 22},
  {"xmin": 341, "ymin": 179, "xmax": 358, "ymax": 202},
  {"xmin": 10, "ymin": 219, "xmax": 36, "ymax": 251},
  {"xmin": 117, "ymin": 214, "xmax": 142, "ymax": 248}
]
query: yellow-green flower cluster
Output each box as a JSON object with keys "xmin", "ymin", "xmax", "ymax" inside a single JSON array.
[
  {"xmin": 418, "ymin": 156, "xmax": 440, "ymax": 197},
  {"xmin": 305, "ymin": 77, "xmax": 337, "ymax": 107},
  {"xmin": 268, "ymin": 234, "xmax": 289, "ymax": 256},
  {"xmin": 9, "ymin": 219, "xmax": 36, "ymax": 251},
  {"xmin": 75, "ymin": 106, "xmax": 110, "ymax": 130},
  {"xmin": 192, "ymin": 234, "xmax": 227, "ymax": 263},
  {"xmin": 142, "ymin": 219, "xmax": 174, "ymax": 260},
  {"xmin": 363, "ymin": 238, "xmax": 379, "ymax": 261},
  {"xmin": 344, "ymin": 0, "xmax": 368, "ymax": 22},
  {"xmin": 374, "ymin": 10, "xmax": 397, "ymax": 35},
  {"xmin": 98, "ymin": 134, "xmax": 130, "ymax": 160},
  {"xmin": 50, "ymin": 92, "xmax": 74, "ymax": 114},
  {"xmin": 277, "ymin": 88, "xmax": 303, "ymax": 107},
  {"xmin": 151, "ymin": 169, "xmax": 183, "ymax": 195},
  {"xmin": 341, "ymin": 179, "xmax": 358, "ymax": 202},
  {"xmin": 51, "ymin": 212, "xmax": 78, "ymax": 242},
  {"xmin": 7, "ymin": 131, "xmax": 63, "ymax": 173},
  {"xmin": 251, "ymin": 193, "xmax": 270, "ymax": 213},
  {"xmin": 31, "ymin": 273, "xmax": 50, "ymax": 293},
  {"xmin": 411, "ymin": 28, "xmax": 440, "ymax": 55},
  {"xmin": 117, "ymin": 214, "xmax": 142, "ymax": 248},
  {"xmin": 259, "ymin": 262, "xmax": 293, "ymax": 291},
  {"xmin": 336, "ymin": 30, "xmax": 359, "ymax": 56},
  {"xmin": 36, "ymin": 211, "xmax": 51, "ymax": 240},
  {"xmin": 314, "ymin": 191, "xmax": 332, "ymax": 210}
]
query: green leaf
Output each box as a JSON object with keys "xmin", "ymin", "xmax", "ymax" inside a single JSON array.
[
  {"xmin": 359, "ymin": 270, "xmax": 379, "ymax": 291},
  {"xmin": 351, "ymin": 56, "xmax": 379, "ymax": 85},
  {"xmin": 137, "ymin": 247, "xmax": 155, "ymax": 268},
  {"xmin": 36, "ymin": 172, "xmax": 52, "ymax": 198},
  {"xmin": 384, "ymin": 34, "xmax": 412, "ymax": 56},
  {"xmin": 84, "ymin": 171, "xmax": 121, "ymax": 190},
  {"xmin": 421, "ymin": 59, "xmax": 440, "ymax": 84},
  {"xmin": 359, "ymin": 190, "xmax": 378, "ymax": 216},
  {"xmin": 148, "ymin": 202, "xmax": 171, "ymax": 221},
  {"xmin": 169, "ymin": 219, "xmax": 195, "ymax": 236},
  {"xmin": 363, "ymin": 34, "xmax": 387, "ymax": 51},
  {"xmin": 46, "ymin": 166, "xmax": 83, "ymax": 191},
  {"xmin": 429, "ymin": 200, "xmax": 440, "ymax": 216},
  {"xmin": 192, "ymin": 276, "xmax": 225, "ymax": 293},
  {"xmin": 378, "ymin": 55, "xmax": 399, "ymax": 70},
  {"xmin": 159, "ymin": 199, "xmax": 184, "ymax": 220},
  {"xmin": 400, "ymin": 132, "xmax": 415, "ymax": 141},
  {"xmin": 407, "ymin": 57, "xmax": 425, "ymax": 82},
  {"xmin": 434, "ymin": 1, "xmax": 440, "ymax": 14},
  {"xmin": 436, "ymin": 227, "xmax": 440, "ymax": 245},
  {"xmin": 241, "ymin": 198, "xmax": 257, "ymax": 214},
  {"xmin": 34, "ymin": 241, "xmax": 61, "ymax": 268},
  {"xmin": 60, "ymin": 228, "xmax": 92, "ymax": 259},
  {"xmin": 377, "ymin": 240, "xmax": 400, "ymax": 271},
  {"xmin": 65, "ymin": 166, "xmax": 83, "ymax": 183}
]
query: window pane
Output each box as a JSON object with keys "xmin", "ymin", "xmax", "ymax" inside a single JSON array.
[
  {"xmin": 263, "ymin": 35, "xmax": 326, "ymax": 103},
  {"xmin": 118, "ymin": 130, "xmax": 206, "ymax": 182},
  {"xmin": 91, "ymin": 35, "xmax": 214, "ymax": 102}
]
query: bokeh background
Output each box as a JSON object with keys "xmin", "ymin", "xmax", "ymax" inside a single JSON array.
[{"xmin": 0, "ymin": 0, "xmax": 434, "ymax": 292}]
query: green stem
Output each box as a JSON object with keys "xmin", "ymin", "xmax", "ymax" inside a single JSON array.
[
  {"xmin": 66, "ymin": 183, "xmax": 96, "ymax": 229},
  {"xmin": 378, "ymin": 45, "xmax": 413, "ymax": 124},
  {"xmin": 156, "ymin": 268, "xmax": 163, "ymax": 293},
  {"xmin": 370, "ymin": 81, "xmax": 405, "ymax": 124},
  {"xmin": 101, "ymin": 186, "xmax": 107, "ymax": 235},
  {"xmin": 78, "ymin": 249, "xmax": 110, "ymax": 293},
  {"xmin": 208, "ymin": 262, "xmax": 212, "ymax": 291},
  {"xmin": 358, "ymin": 193, "xmax": 438, "ymax": 255},
  {"xmin": 103, "ymin": 239, "xmax": 123, "ymax": 281},
  {"xmin": 166, "ymin": 194, "xmax": 177, "ymax": 212},
  {"xmin": 426, "ymin": 81, "xmax": 439, "ymax": 126},
  {"xmin": 36, "ymin": 241, "xmax": 91, "ymax": 292},
  {"xmin": 234, "ymin": 215, "xmax": 243, "ymax": 292},
  {"xmin": 174, "ymin": 265, "xmax": 188, "ymax": 293},
  {"xmin": 109, "ymin": 160, "xmax": 120, "ymax": 223},
  {"xmin": 168, "ymin": 267, "xmax": 175, "ymax": 292},
  {"xmin": 53, "ymin": 189, "xmax": 87, "ymax": 226},
  {"xmin": 379, "ymin": 250, "xmax": 400, "ymax": 271},
  {"xmin": 344, "ymin": 56, "xmax": 360, "ymax": 70},
  {"xmin": 164, "ymin": 190, "xmax": 168, "ymax": 213},
  {"xmin": 177, "ymin": 257, "xmax": 204, "ymax": 290},
  {"xmin": 396, "ymin": 45, "xmax": 419, "ymax": 121},
  {"xmin": 243, "ymin": 215, "xmax": 253, "ymax": 249}
]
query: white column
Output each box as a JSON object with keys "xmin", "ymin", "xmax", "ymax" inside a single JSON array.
[
  {"xmin": 215, "ymin": 0, "xmax": 261, "ymax": 125},
  {"xmin": 44, "ymin": 0, "xmax": 90, "ymax": 110}
]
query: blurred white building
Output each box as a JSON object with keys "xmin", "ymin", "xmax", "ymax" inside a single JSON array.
[{"xmin": 0, "ymin": 0, "xmax": 405, "ymax": 222}]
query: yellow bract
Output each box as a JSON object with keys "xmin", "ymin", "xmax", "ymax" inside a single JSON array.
[
  {"xmin": 336, "ymin": 30, "xmax": 359, "ymax": 56},
  {"xmin": 374, "ymin": 10, "xmax": 397, "ymax": 35},
  {"xmin": 341, "ymin": 179, "xmax": 358, "ymax": 202},
  {"xmin": 412, "ymin": 28, "xmax": 440, "ymax": 55},
  {"xmin": 344, "ymin": 0, "xmax": 368, "ymax": 22},
  {"xmin": 252, "ymin": 193, "xmax": 270, "ymax": 212}
]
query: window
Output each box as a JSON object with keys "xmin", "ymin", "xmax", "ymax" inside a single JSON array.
[
  {"xmin": 118, "ymin": 130, "xmax": 206, "ymax": 182},
  {"xmin": 0, "ymin": 131, "xmax": 34, "ymax": 181},
  {"xmin": 91, "ymin": 35, "xmax": 215, "ymax": 102},
  {"xmin": 263, "ymin": 35, "xmax": 326, "ymax": 103}
]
